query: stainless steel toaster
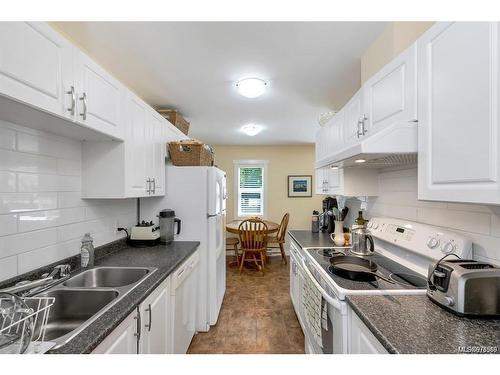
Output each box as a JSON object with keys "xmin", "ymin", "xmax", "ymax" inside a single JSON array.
[{"xmin": 427, "ymin": 259, "xmax": 500, "ymax": 317}]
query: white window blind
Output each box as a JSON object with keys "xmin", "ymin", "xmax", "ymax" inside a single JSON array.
[{"xmin": 235, "ymin": 162, "xmax": 267, "ymax": 217}]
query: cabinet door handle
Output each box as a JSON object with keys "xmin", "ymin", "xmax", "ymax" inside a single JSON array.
[
  {"xmin": 134, "ymin": 308, "xmax": 141, "ymax": 340},
  {"xmin": 145, "ymin": 304, "xmax": 152, "ymax": 332},
  {"xmin": 146, "ymin": 178, "xmax": 152, "ymax": 194},
  {"xmin": 152, "ymin": 178, "xmax": 156, "ymax": 194},
  {"xmin": 357, "ymin": 114, "xmax": 368, "ymax": 137},
  {"xmin": 67, "ymin": 86, "xmax": 76, "ymax": 116},
  {"xmin": 79, "ymin": 92, "xmax": 87, "ymax": 120}
]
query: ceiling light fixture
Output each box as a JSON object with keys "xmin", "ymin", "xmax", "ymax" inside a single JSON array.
[
  {"xmin": 355, "ymin": 159, "xmax": 366, "ymax": 164},
  {"xmin": 241, "ymin": 124, "xmax": 263, "ymax": 136},
  {"xmin": 236, "ymin": 78, "xmax": 267, "ymax": 98}
]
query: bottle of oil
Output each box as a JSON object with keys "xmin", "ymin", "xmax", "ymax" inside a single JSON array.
[{"xmin": 355, "ymin": 211, "xmax": 366, "ymax": 227}]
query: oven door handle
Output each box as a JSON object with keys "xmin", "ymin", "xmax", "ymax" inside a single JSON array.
[{"xmin": 301, "ymin": 258, "xmax": 344, "ymax": 312}]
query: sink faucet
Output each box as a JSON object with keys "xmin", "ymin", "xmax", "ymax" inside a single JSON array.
[{"xmin": 1, "ymin": 264, "xmax": 72, "ymax": 297}]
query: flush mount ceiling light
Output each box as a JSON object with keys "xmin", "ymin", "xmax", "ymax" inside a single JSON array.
[
  {"xmin": 236, "ymin": 78, "xmax": 267, "ymax": 98},
  {"xmin": 355, "ymin": 159, "xmax": 367, "ymax": 164},
  {"xmin": 241, "ymin": 124, "xmax": 263, "ymax": 136}
]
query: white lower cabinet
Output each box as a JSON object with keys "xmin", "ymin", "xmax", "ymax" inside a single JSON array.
[
  {"xmin": 92, "ymin": 276, "xmax": 172, "ymax": 354},
  {"xmin": 348, "ymin": 309, "xmax": 387, "ymax": 354},
  {"xmin": 171, "ymin": 251, "xmax": 199, "ymax": 354},
  {"xmin": 92, "ymin": 309, "xmax": 140, "ymax": 354},
  {"xmin": 139, "ymin": 277, "xmax": 171, "ymax": 354}
]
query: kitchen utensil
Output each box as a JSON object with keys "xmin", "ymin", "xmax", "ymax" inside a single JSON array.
[
  {"xmin": 329, "ymin": 256, "xmax": 394, "ymax": 283},
  {"xmin": 341, "ymin": 207, "xmax": 349, "ymax": 221},
  {"xmin": 427, "ymin": 257, "xmax": 500, "ymax": 317},
  {"xmin": 159, "ymin": 209, "xmax": 182, "ymax": 244},
  {"xmin": 350, "ymin": 225, "xmax": 374, "ymax": 256}
]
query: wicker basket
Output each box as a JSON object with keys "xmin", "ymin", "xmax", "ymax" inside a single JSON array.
[
  {"xmin": 168, "ymin": 140, "xmax": 214, "ymax": 166},
  {"xmin": 157, "ymin": 109, "xmax": 190, "ymax": 135}
]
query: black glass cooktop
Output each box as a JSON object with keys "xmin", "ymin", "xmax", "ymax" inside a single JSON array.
[{"xmin": 307, "ymin": 248, "xmax": 428, "ymax": 291}]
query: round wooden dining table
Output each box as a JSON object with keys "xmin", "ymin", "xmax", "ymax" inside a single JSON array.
[{"xmin": 225, "ymin": 219, "xmax": 279, "ymax": 235}]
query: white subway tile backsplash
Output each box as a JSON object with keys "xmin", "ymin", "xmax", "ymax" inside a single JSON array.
[
  {"xmin": 17, "ymin": 173, "xmax": 80, "ymax": 192},
  {"xmin": 18, "ymin": 207, "xmax": 85, "ymax": 232},
  {"xmin": 364, "ymin": 167, "xmax": 500, "ymax": 265},
  {"xmin": 0, "ymin": 228, "xmax": 57, "ymax": 258},
  {"xmin": 57, "ymin": 158, "xmax": 81, "ymax": 176},
  {"xmin": 17, "ymin": 239, "xmax": 81, "ymax": 274},
  {"xmin": 0, "ymin": 128, "xmax": 16, "ymax": 150},
  {"xmin": 0, "ymin": 149, "xmax": 57, "ymax": 174},
  {"xmin": 0, "ymin": 193, "xmax": 58, "ymax": 214},
  {"xmin": 0, "ymin": 172, "xmax": 16, "ymax": 192},
  {"xmin": 0, "ymin": 214, "xmax": 17, "ymax": 236},
  {"xmin": 0, "ymin": 121, "xmax": 136, "ymax": 281},
  {"xmin": 17, "ymin": 132, "xmax": 81, "ymax": 160},
  {"xmin": 0, "ymin": 256, "xmax": 18, "ymax": 280}
]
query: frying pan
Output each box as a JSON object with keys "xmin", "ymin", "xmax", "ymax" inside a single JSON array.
[{"xmin": 329, "ymin": 256, "xmax": 395, "ymax": 283}]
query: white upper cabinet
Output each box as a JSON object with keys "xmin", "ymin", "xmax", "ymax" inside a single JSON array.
[
  {"xmin": 74, "ymin": 50, "xmax": 125, "ymax": 139},
  {"xmin": 125, "ymin": 94, "xmax": 149, "ymax": 197},
  {"xmin": 0, "ymin": 22, "xmax": 73, "ymax": 118},
  {"xmin": 342, "ymin": 89, "xmax": 364, "ymax": 146},
  {"xmin": 363, "ymin": 42, "xmax": 417, "ymax": 136},
  {"xmin": 418, "ymin": 22, "xmax": 500, "ymax": 205}
]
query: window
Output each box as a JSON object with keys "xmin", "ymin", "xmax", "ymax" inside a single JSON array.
[{"xmin": 234, "ymin": 160, "xmax": 268, "ymax": 218}]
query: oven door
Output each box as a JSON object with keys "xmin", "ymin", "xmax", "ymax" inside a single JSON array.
[{"xmin": 301, "ymin": 257, "xmax": 348, "ymax": 354}]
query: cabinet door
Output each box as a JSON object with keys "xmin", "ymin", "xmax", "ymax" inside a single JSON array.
[
  {"xmin": 418, "ymin": 22, "xmax": 500, "ymax": 204},
  {"xmin": 74, "ymin": 50, "xmax": 124, "ymax": 139},
  {"xmin": 0, "ymin": 22, "xmax": 73, "ymax": 119},
  {"xmin": 139, "ymin": 279, "xmax": 170, "ymax": 354},
  {"xmin": 349, "ymin": 311, "xmax": 387, "ymax": 354},
  {"xmin": 329, "ymin": 109, "xmax": 344, "ymax": 153},
  {"xmin": 149, "ymin": 112, "xmax": 166, "ymax": 196},
  {"xmin": 363, "ymin": 42, "xmax": 417, "ymax": 135},
  {"xmin": 92, "ymin": 310, "xmax": 138, "ymax": 354},
  {"xmin": 315, "ymin": 168, "xmax": 326, "ymax": 194},
  {"xmin": 342, "ymin": 89, "xmax": 364, "ymax": 146},
  {"xmin": 126, "ymin": 94, "xmax": 148, "ymax": 197},
  {"xmin": 326, "ymin": 167, "xmax": 342, "ymax": 194}
]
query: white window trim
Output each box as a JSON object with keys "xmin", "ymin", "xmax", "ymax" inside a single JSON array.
[{"xmin": 233, "ymin": 160, "xmax": 268, "ymax": 220}]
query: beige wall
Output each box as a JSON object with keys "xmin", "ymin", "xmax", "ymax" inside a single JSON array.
[
  {"xmin": 361, "ymin": 22, "xmax": 435, "ymax": 83},
  {"xmin": 213, "ymin": 145, "xmax": 323, "ymax": 230}
]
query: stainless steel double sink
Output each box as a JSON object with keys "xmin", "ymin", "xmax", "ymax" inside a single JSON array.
[{"xmin": 34, "ymin": 266, "xmax": 157, "ymax": 349}]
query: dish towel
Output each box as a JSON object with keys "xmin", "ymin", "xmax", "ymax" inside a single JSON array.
[{"xmin": 302, "ymin": 275, "xmax": 324, "ymax": 348}]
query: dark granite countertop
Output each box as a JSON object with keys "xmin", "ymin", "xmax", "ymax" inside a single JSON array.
[
  {"xmin": 347, "ymin": 294, "xmax": 500, "ymax": 354},
  {"xmin": 288, "ymin": 230, "xmax": 333, "ymax": 248},
  {"xmin": 45, "ymin": 240, "xmax": 200, "ymax": 354}
]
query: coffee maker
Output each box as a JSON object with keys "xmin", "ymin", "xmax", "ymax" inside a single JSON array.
[{"xmin": 319, "ymin": 197, "xmax": 337, "ymax": 233}]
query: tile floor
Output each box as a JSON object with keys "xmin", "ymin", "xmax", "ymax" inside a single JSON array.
[{"xmin": 188, "ymin": 255, "xmax": 305, "ymax": 354}]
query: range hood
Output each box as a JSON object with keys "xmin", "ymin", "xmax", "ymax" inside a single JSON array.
[{"xmin": 316, "ymin": 121, "xmax": 418, "ymax": 169}]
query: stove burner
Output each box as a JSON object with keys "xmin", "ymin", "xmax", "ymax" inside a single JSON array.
[
  {"xmin": 389, "ymin": 272, "xmax": 427, "ymax": 288},
  {"xmin": 316, "ymin": 248, "xmax": 344, "ymax": 258}
]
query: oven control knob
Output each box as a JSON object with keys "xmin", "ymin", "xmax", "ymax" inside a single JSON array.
[
  {"xmin": 427, "ymin": 236, "xmax": 440, "ymax": 249},
  {"xmin": 441, "ymin": 241, "xmax": 456, "ymax": 254},
  {"xmin": 372, "ymin": 221, "xmax": 379, "ymax": 229},
  {"xmin": 444, "ymin": 296, "xmax": 455, "ymax": 306}
]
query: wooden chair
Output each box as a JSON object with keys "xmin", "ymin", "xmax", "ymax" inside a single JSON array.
[
  {"xmin": 238, "ymin": 218, "xmax": 268, "ymax": 275},
  {"xmin": 267, "ymin": 213, "xmax": 290, "ymax": 265},
  {"xmin": 226, "ymin": 237, "xmax": 240, "ymax": 266}
]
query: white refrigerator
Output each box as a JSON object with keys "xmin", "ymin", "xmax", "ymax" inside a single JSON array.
[{"xmin": 142, "ymin": 166, "xmax": 226, "ymax": 332}]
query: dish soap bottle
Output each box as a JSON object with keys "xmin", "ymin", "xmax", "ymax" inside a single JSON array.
[{"xmin": 81, "ymin": 233, "xmax": 95, "ymax": 268}]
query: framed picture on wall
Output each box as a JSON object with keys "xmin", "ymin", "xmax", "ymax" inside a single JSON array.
[{"xmin": 288, "ymin": 175, "xmax": 312, "ymax": 197}]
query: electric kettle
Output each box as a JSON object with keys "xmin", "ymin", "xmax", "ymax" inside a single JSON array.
[{"xmin": 350, "ymin": 225, "xmax": 374, "ymax": 256}]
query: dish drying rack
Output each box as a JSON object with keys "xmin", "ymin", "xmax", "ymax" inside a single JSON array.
[{"xmin": 0, "ymin": 296, "xmax": 55, "ymax": 354}]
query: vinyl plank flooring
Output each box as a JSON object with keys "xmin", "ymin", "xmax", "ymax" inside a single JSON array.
[{"xmin": 188, "ymin": 256, "xmax": 305, "ymax": 354}]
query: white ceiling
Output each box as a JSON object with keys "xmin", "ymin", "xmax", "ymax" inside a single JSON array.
[{"xmin": 52, "ymin": 22, "xmax": 386, "ymax": 145}]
